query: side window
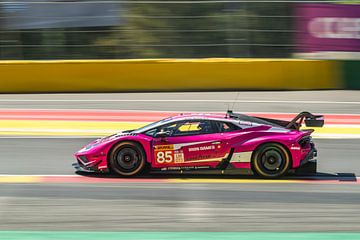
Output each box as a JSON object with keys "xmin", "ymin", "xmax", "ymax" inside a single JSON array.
[
  {"xmin": 172, "ymin": 120, "xmax": 214, "ymax": 136},
  {"xmin": 159, "ymin": 123, "xmax": 178, "ymax": 135},
  {"xmin": 215, "ymin": 121, "xmax": 239, "ymax": 133}
]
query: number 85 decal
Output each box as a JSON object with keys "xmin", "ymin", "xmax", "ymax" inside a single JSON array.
[{"xmin": 156, "ymin": 151, "xmax": 173, "ymax": 163}]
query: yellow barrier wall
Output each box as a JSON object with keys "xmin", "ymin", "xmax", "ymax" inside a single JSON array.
[{"xmin": 0, "ymin": 59, "xmax": 342, "ymax": 93}]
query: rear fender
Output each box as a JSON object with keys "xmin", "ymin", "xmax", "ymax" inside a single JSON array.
[
  {"xmin": 231, "ymin": 134, "xmax": 293, "ymax": 152},
  {"xmin": 231, "ymin": 135, "xmax": 296, "ymax": 167}
]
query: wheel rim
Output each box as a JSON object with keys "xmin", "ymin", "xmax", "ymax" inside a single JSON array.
[
  {"xmin": 115, "ymin": 147, "xmax": 141, "ymax": 173},
  {"xmin": 256, "ymin": 147, "xmax": 287, "ymax": 176},
  {"xmin": 261, "ymin": 149, "xmax": 283, "ymax": 171}
]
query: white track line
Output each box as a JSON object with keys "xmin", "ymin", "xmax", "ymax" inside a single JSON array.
[
  {"xmin": 312, "ymin": 135, "xmax": 360, "ymax": 139},
  {"xmin": 0, "ymin": 174, "xmax": 358, "ymax": 182},
  {"xmin": 0, "ymin": 108, "xmax": 359, "ymax": 117},
  {"xmin": 0, "ymin": 99, "xmax": 359, "ymax": 104}
]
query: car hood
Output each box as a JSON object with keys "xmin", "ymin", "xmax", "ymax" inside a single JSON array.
[
  {"xmin": 99, "ymin": 131, "xmax": 138, "ymax": 142},
  {"xmin": 76, "ymin": 131, "xmax": 139, "ymax": 154}
]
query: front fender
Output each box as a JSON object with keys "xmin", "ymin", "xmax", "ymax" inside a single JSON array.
[{"xmin": 75, "ymin": 133, "xmax": 153, "ymax": 171}]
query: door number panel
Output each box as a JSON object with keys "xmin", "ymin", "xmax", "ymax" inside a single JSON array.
[{"xmin": 154, "ymin": 145, "xmax": 184, "ymax": 164}]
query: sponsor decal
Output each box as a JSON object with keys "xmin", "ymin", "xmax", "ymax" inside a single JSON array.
[
  {"xmin": 187, "ymin": 155, "xmax": 211, "ymax": 161},
  {"xmin": 155, "ymin": 145, "xmax": 174, "ymax": 151},
  {"xmin": 172, "ymin": 141, "xmax": 212, "ymax": 150},
  {"xmin": 188, "ymin": 145, "xmax": 215, "ymax": 152},
  {"xmin": 154, "ymin": 144, "xmax": 184, "ymax": 164},
  {"xmin": 174, "ymin": 152, "xmax": 185, "ymax": 163},
  {"xmin": 159, "ymin": 166, "xmax": 211, "ymax": 171}
]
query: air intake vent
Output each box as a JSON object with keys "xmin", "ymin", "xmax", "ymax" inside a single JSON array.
[
  {"xmin": 78, "ymin": 155, "xmax": 88, "ymax": 163},
  {"xmin": 299, "ymin": 136, "xmax": 312, "ymax": 148}
]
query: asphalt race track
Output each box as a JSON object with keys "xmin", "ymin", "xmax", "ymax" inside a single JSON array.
[{"xmin": 0, "ymin": 91, "xmax": 360, "ymax": 232}]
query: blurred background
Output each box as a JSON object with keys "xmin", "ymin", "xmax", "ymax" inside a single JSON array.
[
  {"xmin": 0, "ymin": 1, "xmax": 360, "ymax": 239},
  {"xmin": 0, "ymin": 0, "xmax": 358, "ymax": 60}
]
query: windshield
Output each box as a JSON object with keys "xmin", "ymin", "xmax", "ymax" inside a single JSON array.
[{"xmin": 132, "ymin": 117, "xmax": 175, "ymax": 133}]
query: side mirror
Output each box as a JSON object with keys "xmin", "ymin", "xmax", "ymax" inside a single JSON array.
[{"xmin": 154, "ymin": 131, "xmax": 170, "ymax": 138}]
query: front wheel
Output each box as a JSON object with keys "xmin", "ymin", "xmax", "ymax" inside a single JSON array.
[
  {"xmin": 108, "ymin": 142, "xmax": 146, "ymax": 177},
  {"xmin": 252, "ymin": 143, "xmax": 291, "ymax": 178}
]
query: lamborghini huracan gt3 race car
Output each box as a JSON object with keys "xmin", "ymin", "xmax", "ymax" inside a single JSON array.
[{"xmin": 73, "ymin": 111, "xmax": 324, "ymax": 178}]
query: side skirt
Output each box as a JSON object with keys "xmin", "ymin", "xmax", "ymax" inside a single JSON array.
[{"xmin": 150, "ymin": 168, "xmax": 253, "ymax": 176}]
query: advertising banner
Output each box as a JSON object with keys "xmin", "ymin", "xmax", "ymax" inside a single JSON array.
[{"xmin": 295, "ymin": 3, "xmax": 360, "ymax": 59}]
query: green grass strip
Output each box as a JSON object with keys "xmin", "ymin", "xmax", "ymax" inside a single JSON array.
[{"xmin": 1, "ymin": 232, "xmax": 360, "ymax": 240}]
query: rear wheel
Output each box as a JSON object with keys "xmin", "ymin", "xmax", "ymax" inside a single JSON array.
[
  {"xmin": 252, "ymin": 143, "xmax": 291, "ymax": 178},
  {"xmin": 108, "ymin": 142, "xmax": 146, "ymax": 177}
]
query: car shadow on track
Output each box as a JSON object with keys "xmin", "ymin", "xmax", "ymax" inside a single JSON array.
[{"xmin": 75, "ymin": 171, "xmax": 358, "ymax": 182}]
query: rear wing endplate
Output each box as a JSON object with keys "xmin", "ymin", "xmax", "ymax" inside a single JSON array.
[{"xmin": 286, "ymin": 112, "xmax": 324, "ymax": 130}]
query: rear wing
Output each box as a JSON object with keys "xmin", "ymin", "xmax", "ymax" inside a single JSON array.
[
  {"xmin": 226, "ymin": 110, "xmax": 324, "ymax": 130},
  {"xmin": 286, "ymin": 112, "xmax": 324, "ymax": 130}
]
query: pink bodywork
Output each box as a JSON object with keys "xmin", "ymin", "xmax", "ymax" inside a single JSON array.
[{"xmin": 74, "ymin": 113, "xmax": 313, "ymax": 173}]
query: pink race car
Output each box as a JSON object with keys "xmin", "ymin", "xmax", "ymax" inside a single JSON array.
[{"xmin": 73, "ymin": 111, "xmax": 323, "ymax": 178}]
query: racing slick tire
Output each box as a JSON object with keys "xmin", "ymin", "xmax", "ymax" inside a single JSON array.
[
  {"xmin": 108, "ymin": 141, "xmax": 146, "ymax": 177},
  {"xmin": 252, "ymin": 143, "xmax": 291, "ymax": 178}
]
